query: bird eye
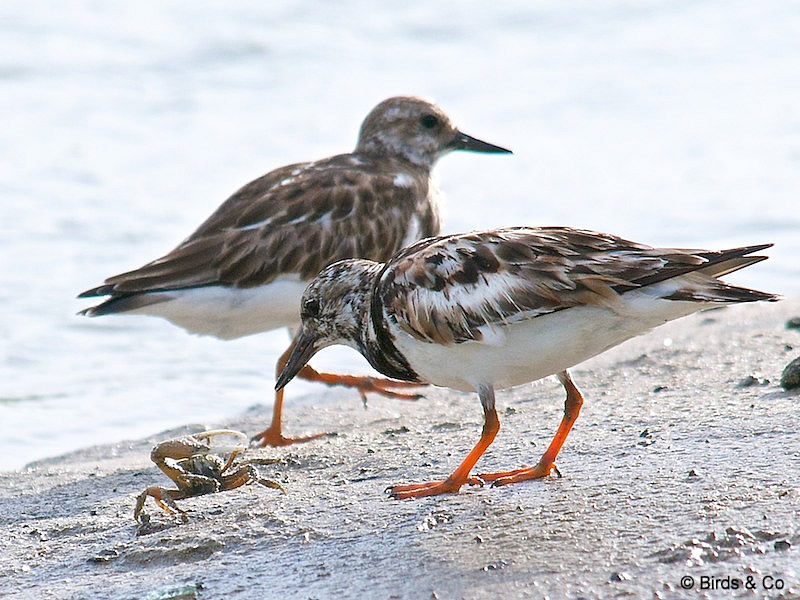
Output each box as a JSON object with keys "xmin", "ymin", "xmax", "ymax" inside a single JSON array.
[
  {"xmin": 420, "ymin": 114, "xmax": 439, "ymax": 129},
  {"xmin": 302, "ymin": 298, "xmax": 320, "ymax": 319}
]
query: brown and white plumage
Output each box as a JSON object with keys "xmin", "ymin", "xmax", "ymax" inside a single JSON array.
[
  {"xmin": 79, "ymin": 156, "xmax": 440, "ymax": 337},
  {"xmin": 78, "ymin": 97, "xmax": 511, "ymax": 336},
  {"xmin": 380, "ymin": 227, "xmax": 773, "ymax": 346},
  {"xmin": 275, "ymin": 226, "xmax": 777, "ymax": 497},
  {"xmin": 77, "ymin": 96, "xmax": 511, "ymax": 446}
]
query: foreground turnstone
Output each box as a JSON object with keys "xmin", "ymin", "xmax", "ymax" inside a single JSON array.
[
  {"xmin": 275, "ymin": 226, "xmax": 778, "ymax": 498},
  {"xmin": 78, "ymin": 96, "xmax": 511, "ymax": 447}
]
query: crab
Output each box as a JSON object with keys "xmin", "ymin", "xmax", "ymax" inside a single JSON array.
[{"xmin": 134, "ymin": 429, "xmax": 284, "ymax": 522}]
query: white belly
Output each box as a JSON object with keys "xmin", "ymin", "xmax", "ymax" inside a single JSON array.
[
  {"xmin": 123, "ymin": 276, "xmax": 309, "ymax": 340},
  {"xmin": 392, "ymin": 292, "xmax": 707, "ymax": 392}
]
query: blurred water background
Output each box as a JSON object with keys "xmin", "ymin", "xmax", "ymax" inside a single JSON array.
[{"xmin": 1, "ymin": 1, "xmax": 799, "ymax": 470}]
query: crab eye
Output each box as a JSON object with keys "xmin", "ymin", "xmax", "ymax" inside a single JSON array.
[
  {"xmin": 302, "ymin": 298, "xmax": 320, "ymax": 319},
  {"xmin": 420, "ymin": 114, "xmax": 439, "ymax": 129}
]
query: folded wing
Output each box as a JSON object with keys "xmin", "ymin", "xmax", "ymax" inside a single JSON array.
[
  {"xmin": 378, "ymin": 226, "xmax": 776, "ymax": 345},
  {"xmin": 79, "ymin": 156, "xmax": 434, "ymax": 315}
]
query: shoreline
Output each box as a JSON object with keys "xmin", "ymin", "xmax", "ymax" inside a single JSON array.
[{"xmin": 1, "ymin": 300, "xmax": 799, "ymax": 599}]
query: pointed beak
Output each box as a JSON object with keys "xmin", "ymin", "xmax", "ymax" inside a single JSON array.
[
  {"xmin": 447, "ymin": 131, "xmax": 512, "ymax": 154},
  {"xmin": 275, "ymin": 330, "xmax": 318, "ymax": 392}
]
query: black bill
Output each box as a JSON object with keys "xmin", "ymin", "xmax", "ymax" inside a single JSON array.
[
  {"xmin": 275, "ymin": 331, "xmax": 318, "ymax": 392},
  {"xmin": 448, "ymin": 131, "xmax": 512, "ymax": 154}
]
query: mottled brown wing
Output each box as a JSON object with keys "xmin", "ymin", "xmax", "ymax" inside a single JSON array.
[
  {"xmin": 377, "ymin": 226, "xmax": 728, "ymax": 344},
  {"xmin": 82, "ymin": 155, "xmax": 437, "ymax": 296}
]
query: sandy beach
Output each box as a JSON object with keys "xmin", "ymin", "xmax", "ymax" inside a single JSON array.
[{"xmin": 1, "ymin": 300, "xmax": 798, "ymax": 599}]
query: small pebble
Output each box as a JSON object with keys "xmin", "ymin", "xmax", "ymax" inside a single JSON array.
[
  {"xmin": 786, "ymin": 317, "xmax": 800, "ymax": 330},
  {"xmin": 774, "ymin": 539, "xmax": 791, "ymax": 551},
  {"xmin": 737, "ymin": 375, "xmax": 769, "ymax": 388},
  {"xmin": 483, "ymin": 560, "xmax": 508, "ymax": 571},
  {"xmin": 609, "ymin": 571, "xmax": 631, "ymax": 582},
  {"xmin": 87, "ymin": 548, "xmax": 119, "ymax": 563},
  {"xmin": 780, "ymin": 357, "xmax": 800, "ymax": 390},
  {"xmin": 383, "ymin": 426, "xmax": 409, "ymax": 436}
]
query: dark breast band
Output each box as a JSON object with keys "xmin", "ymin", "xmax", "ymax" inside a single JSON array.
[{"xmin": 365, "ymin": 274, "xmax": 421, "ymax": 383}]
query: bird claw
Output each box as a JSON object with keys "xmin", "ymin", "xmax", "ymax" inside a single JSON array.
[
  {"xmin": 250, "ymin": 428, "xmax": 331, "ymax": 448},
  {"xmin": 304, "ymin": 370, "xmax": 424, "ymax": 402},
  {"xmin": 479, "ymin": 461, "xmax": 562, "ymax": 487}
]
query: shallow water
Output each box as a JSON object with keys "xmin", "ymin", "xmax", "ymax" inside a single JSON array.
[{"xmin": 2, "ymin": 0, "xmax": 799, "ymax": 471}]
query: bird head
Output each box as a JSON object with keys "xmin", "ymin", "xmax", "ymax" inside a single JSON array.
[
  {"xmin": 275, "ymin": 259, "xmax": 383, "ymax": 392},
  {"xmin": 355, "ymin": 96, "xmax": 511, "ymax": 168}
]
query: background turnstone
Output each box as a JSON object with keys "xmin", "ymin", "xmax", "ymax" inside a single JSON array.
[
  {"xmin": 275, "ymin": 226, "xmax": 778, "ymax": 498},
  {"xmin": 78, "ymin": 96, "xmax": 511, "ymax": 447}
]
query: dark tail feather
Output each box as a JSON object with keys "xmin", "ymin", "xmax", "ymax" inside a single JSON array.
[
  {"xmin": 658, "ymin": 244, "xmax": 778, "ymax": 304},
  {"xmin": 78, "ymin": 293, "xmax": 172, "ymax": 317},
  {"xmin": 697, "ymin": 253, "xmax": 768, "ymax": 278},
  {"xmin": 627, "ymin": 243, "xmax": 773, "ymax": 290},
  {"xmin": 77, "ymin": 284, "xmax": 116, "ymax": 298},
  {"xmin": 662, "ymin": 281, "xmax": 778, "ymax": 304}
]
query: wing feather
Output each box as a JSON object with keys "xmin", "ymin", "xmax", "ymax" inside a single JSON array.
[
  {"xmin": 378, "ymin": 227, "xmax": 774, "ymax": 344},
  {"xmin": 80, "ymin": 155, "xmax": 437, "ymax": 299}
]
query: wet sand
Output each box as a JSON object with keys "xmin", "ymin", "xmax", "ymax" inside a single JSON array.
[{"xmin": 1, "ymin": 301, "xmax": 798, "ymax": 599}]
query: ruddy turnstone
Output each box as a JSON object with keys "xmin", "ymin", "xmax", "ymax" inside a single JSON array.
[
  {"xmin": 275, "ymin": 226, "xmax": 778, "ymax": 498},
  {"xmin": 77, "ymin": 96, "xmax": 511, "ymax": 447}
]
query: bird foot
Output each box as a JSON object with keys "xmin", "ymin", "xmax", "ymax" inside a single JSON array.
[
  {"xmin": 477, "ymin": 462, "xmax": 561, "ymax": 487},
  {"xmin": 250, "ymin": 426, "xmax": 332, "ymax": 448},
  {"xmin": 304, "ymin": 371, "xmax": 424, "ymax": 403},
  {"xmin": 385, "ymin": 476, "xmax": 483, "ymax": 499}
]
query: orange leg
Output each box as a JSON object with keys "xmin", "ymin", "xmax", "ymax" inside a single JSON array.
[
  {"xmin": 251, "ymin": 384, "xmax": 331, "ymax": 447},
  {"xmin": 252, "ymin": 339, "xmax": 424, "ymax": 447},
  {"xmin": 478, "ymin": 370, "xmax": 583, "ymax": 486},
  {"xmin": 299, "ymin": 365, "xmax": 423, "ymax": 403},
  {"xmin": 388, "ymin": 385, "xmax": 499, "ymax": 499}
]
